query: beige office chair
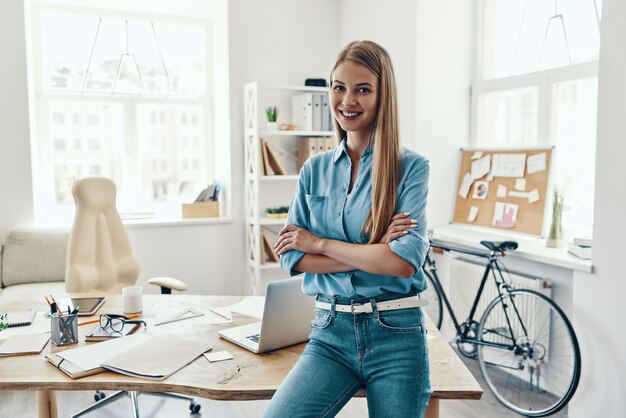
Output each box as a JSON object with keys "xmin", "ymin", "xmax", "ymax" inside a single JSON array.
[{"xmin": 66, "ymin": 177, "xmax": 200, "ymax": 417}]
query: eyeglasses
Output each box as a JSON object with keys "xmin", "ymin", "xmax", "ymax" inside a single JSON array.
[{"xmin": 99, "ymin": 314, "xmax": 146, "ymax": 333}]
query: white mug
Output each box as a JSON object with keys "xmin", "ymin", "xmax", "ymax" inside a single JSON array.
[{"xmin": 122, "ymin": 285, "xmax": 143, "ymax": 314}]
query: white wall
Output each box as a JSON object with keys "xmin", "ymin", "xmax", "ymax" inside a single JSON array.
[
  {"xmin": 569, "ymin": 0, "xmax": 626, "ymax": 415},
  {"xmin": 0, "ymin": 0, "xmax": 34, "ymax": 240},
  {"xmin": 338, "ymin": 0, "xmax": 417, "ymax": 152},
  {"xmin": 416, "ymin": 0, "xmax": 473, "ymax": 227},
  {"xmin": 0, "ymin": 0, "xmax": 340, "ymax": 295}
]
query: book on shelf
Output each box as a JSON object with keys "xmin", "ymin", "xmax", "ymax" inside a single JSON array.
[
  {"xmin": 572, "ymin": 237, "xmax": 592, "ymax": 247},
  {"xmin": 260, "ymin": 138, "xmax": 271, "ymax": 175},
  {"xmin": 297, "ymin": 137, "xmax": 336, "ymax": 170},
  {"xmin": 84, "ymin": 319, "xmax": 142, "ymax": 342},
  {"xmin": 263, "ymin": 141, "xmax": 286, "ymax": 175},
  {"xmin": 260, "ymin": 230, "xmax": 280, "ymax": 264},
  {"xmin": 567, "ymin": 241, "xmax": 592, "ymax": 260}
]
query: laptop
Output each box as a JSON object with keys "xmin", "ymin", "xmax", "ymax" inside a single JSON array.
[{"xmin": 218, "ymin": 277, "xmax": 315, "ymax": 353}]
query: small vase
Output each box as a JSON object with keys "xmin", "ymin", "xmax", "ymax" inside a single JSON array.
[
  {"xmin": 266, "ymin": 121, "xmax": 278, "ymax": 131},
  {"xmin": 546, "ymin": 201, "xmax": 564, "ymax": 248}
]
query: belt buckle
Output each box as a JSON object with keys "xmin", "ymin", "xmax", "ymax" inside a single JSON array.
[{"xmin": 350, "ymin": 302, "xmax": 363, "ymax": 314}]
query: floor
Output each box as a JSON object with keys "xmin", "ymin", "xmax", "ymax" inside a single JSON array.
[{"xmin": 0, "ymin": 349, "xmax": 569, "ymax": 418}]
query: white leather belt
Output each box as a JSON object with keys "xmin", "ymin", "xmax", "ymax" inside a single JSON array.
[{"xmin": 315, "ymin": 296, "xmax": 428, "ymax": 314}]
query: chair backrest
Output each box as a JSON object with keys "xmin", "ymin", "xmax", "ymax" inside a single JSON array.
[{"xmin": 65, "ymin": 177, "xmax": 139, "ymax": 293}]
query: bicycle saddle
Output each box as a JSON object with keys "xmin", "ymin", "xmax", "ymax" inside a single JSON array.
[{"xmin": 480, "ymin": 240, "xmax": 518, "ymax": 253}]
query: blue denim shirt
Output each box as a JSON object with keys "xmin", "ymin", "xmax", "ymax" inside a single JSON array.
[{"xmin": 280, "ymin": 139, "xmax": 430, "ymax": 298}]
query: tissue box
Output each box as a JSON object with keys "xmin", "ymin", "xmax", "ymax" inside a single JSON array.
[{"xmin": 182, "ymin": 201, "xmax": 219, "ymax": 219}]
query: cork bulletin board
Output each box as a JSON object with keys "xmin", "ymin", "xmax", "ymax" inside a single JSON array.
[{"xmin": 452, "ymin": 148, "xmax": 553, "ymax": 236}]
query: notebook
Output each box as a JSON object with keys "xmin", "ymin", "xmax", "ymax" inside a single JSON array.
[
  {"xmin": 218, "ymin": 277, "xmax": 315, "ymax": 353},
  {"xmin": 4, "ymin": 310, "xmax": 36, "ymax": 328}
]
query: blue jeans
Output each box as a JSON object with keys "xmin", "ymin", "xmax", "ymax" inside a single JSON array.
[{"xmin": 264, "ymin": 293, "xmax": 431, "ymax": 418}]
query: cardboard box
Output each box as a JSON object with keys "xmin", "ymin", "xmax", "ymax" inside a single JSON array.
[{"xmin": 182, "ymin": 201, "xmax": 219, "ymax": 219}]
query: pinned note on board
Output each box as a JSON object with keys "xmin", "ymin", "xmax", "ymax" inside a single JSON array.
[
  {"xmin": 514, "ymin": 178, "xmax": 526, "ymax": 191},
  {"xmin": 458, "ymin": 172, "xmax": 473, "ymax": 199},
  {"xmin": 468, "ymin": 206, "xmax": 479, "ymax": 222},
  {"xmin": 528, "ymin": 189, "xmax": 540, "ymax": 204},
  {"xmin": 527, "ymin": 152, "xmax": 547, "ymax": 174}
]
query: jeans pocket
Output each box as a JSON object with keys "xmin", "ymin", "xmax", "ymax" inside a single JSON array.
[
  {"xmin": 374, "ymin": 308, "xmax": 424, "ymax": 333},
  {"xmin": 310, "ymin": 310, "xmax": 333, "ymax": 330}
]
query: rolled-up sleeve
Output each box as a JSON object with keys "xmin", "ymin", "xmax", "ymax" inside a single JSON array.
[
  {"xmin": 279, "ymin": 164, "xmax": 309, "ymax": 276},
  {"xmin": 388, "ymin": 158, "xmax": 430, "ymax": 271}
]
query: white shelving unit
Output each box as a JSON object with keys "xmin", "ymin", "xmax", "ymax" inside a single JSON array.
[{"xmin": 244, "ymin": 81, "xmax": 333, "ymax": 294}]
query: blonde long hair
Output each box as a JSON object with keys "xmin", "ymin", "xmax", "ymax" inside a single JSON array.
[{"xmin": 330, "ymin": 40, "xmax": 400, "ymax": 244}]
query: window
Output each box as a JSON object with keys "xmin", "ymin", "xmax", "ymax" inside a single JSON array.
[
  {"xmin": 472, "ymin": 0, "xmax": 601, "ymax": 237},
  {"xmin": 29, "ymin": 5, "xmax": 216, "ymax": 221}
]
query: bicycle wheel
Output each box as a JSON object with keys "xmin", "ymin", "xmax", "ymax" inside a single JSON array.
[
  {"xmin": 422, "ymin": 270, "xmax": 443, "ymax": 329},
  {"xmin": 477, "ymin": 289, "xmax": 580, "ymax": 417}
]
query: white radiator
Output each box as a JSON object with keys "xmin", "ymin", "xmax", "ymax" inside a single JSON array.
[{"xmin": 449, "ymin": 258, "xmax": 564, "ymax": 393}]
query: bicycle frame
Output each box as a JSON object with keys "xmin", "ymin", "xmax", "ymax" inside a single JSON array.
[{"xmin": 424, "ymin": 243, "xmax": 528, "ymax": 351}]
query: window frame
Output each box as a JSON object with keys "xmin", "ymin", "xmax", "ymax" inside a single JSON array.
[{"xmin": 28, "ymin": 3, "xmax": 216, "ymax": 223}]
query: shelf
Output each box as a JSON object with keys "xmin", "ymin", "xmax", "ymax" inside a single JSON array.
[
  {"xmin": 249, "ymin": 260, "xmax": 282, "ymax": 270},
  {"xmin": 259, "ymin": 175, "xmax": 299, "ymax": 181},
  {"xmin": 261, "ymin": 85, "xmax": 328, "ymax": 93},
  {"xmin": 259, "ymin": 130, "xmax": 334, "ymax": 137},
  {"xmin": 248, "ymin": 217, "xmax": 288, "ymax": 226}
]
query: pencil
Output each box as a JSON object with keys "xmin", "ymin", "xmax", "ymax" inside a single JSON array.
[
  {"xmin": 78, "ymin": 313, "xmax": 141, "ymax": 326},
  {"xmin": 209, "ymin": 308, "xmax": 232, "ymax": 321}
]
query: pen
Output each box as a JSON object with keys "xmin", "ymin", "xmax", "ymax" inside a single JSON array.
[
  {"xmin": 50, "ymin": 294, "xmax": 63, "ymax": 317},
  {"xmin": 78, "ymin": 313, "xmax": 141, "ymax": 326}
]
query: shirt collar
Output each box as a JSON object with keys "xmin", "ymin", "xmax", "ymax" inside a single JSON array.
[{"xmin": 333, "ymin": 138, "xmax": 373, "ymax": 164}]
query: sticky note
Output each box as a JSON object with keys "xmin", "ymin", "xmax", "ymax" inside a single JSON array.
[
  {"xmin": 497, "ymin": 185, "xmax": 507, "ymax": 198},
  {"xmin": 528, "ymin": 189, "xmax": 540, "ymax": 204},
  {"xmin": 514, "ymin": 178, "xmax": 526, "ymax": 191},
  {"xmin": 204, "ymin": 350, "xmax": 234, "ymax": 362}
]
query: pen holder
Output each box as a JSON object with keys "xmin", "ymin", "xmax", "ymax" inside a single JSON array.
[{"xmin": 51, "ymin": 312, "xmax": 78, "ymax": 346}]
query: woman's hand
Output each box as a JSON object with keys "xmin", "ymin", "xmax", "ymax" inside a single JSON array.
[
  {"xmin": 275, "ymin": 225, "xmax": 325, "ymax": 256},
  {"xmin": 379, "ymin": 212, "xmax": 417, "ymax": 244}
]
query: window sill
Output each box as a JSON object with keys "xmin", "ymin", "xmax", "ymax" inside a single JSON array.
[
  {"xmin": 431, "ymin": 225, "xmax": 593, "ymax": 273},
  {"xmin": 124, "ymin": 217, "xmax": 233, "ymax": 229}
]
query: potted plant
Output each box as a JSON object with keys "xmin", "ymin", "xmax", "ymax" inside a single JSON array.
[
  {"xmin": 265, "ymin": 106, "xmax": 278, "ymax": 130},
  {"xmin": 266, "ymin": 206, "xmax": 289, "ymax": 219}
]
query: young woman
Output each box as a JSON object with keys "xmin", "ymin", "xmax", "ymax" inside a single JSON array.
[{"xmin": 266, "ymin": 40, "xmax": 431, "ymax": 418}]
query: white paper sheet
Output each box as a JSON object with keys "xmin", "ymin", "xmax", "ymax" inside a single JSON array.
[
  {"xmin": 58, "ymin": 333, "xmax": 152, "ymax": 371},
  {"xmin": 468, "ymin": 206, "xmax": 479, "ymax": 222},
  {"xmin": 492, "ymin": 202, "xmax": 519, "ymax": 229},
  {"xmin": 491, "ymin": 154, "xmax": 526, "ymax": 177},
  {"xmin": 212, "ymin": 296, "xmax": 266, "ymax": 320},
  {"xmin": 471, "ymin": 155, "xmax": 491, "ymax": 180},
  {"xmin": 514, "ymin": 178, "xmax": 526, "ymax": 191},
  {"xmin": 458, "ymin": 172, "xmax": 473, "ymax": 199},
  {"xmin": 496, "ymin": 185, "xmax": 507, "ymax": 198},
  {"xmin": 527, "ymin": 152, "xmax": 547, "ymax": 174},
  {"xmin": 508, "ymin": 191, "xmax": 529, "ymax": 198},
  {"xmin": 528, "ymin": 189, "xmax": 540, "ymax": 204}
]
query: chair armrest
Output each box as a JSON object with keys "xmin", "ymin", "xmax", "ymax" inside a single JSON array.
[{"xmin": 148, "ymin": 277, "xmax": 188, "ymax": 294}]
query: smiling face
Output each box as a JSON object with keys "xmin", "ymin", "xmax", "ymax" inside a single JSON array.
[{"xmin": 330, "ymin": 60, "xmax": 379, "ymax": 138}]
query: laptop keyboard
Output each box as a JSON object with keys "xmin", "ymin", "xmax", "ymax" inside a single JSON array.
[{"xmin": 246, "ymin": 333, "xmax": 260, "ymax": 344}]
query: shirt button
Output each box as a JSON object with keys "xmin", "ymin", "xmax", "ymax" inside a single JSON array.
[{"xmin": 346, "ymin": 209, "xmax": 351, "ymax": 214}]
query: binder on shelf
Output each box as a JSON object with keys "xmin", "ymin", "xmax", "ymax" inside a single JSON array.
[
  {"xmin": 321, "ymin": 94, "xmax": 331, "ymax": 132},
  {"xmin": 312, "ymin": 94, "xmax": 322, "ymax": 131},
  {"xmin": 291, "ymin": 93, "xmax": 313, "ymax": 131},
  {"xmin": 264, "ymin": 141, "xmax": 286, "ymax": 175},
  {"xmin": 324, "ymin": 136, "xmax": 335, "ymax": 151},
  {"xmin": 298, "ymin": 137, "xmax": 317, "ymax": 170}
]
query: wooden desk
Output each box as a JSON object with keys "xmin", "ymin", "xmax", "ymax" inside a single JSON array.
[{"xmin": 0, "ymin": 294, "xmax": 482, "ymax": 418}]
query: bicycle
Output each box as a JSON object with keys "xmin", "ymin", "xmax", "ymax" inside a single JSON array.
[{"xmin": 421, "ymin": 238, "xmax": 581, "ymax": 417}]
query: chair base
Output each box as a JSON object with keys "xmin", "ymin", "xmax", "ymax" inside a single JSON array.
[{"xmin": 70, "ymin": 390, "xmax": 201, "ymax": 418}]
